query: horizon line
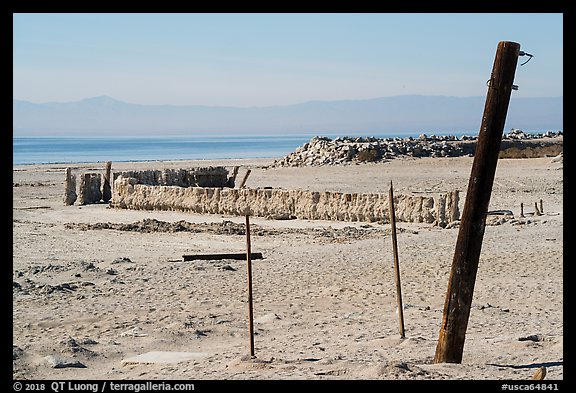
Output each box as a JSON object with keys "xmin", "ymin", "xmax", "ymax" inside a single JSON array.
[{"xmin": 13, "ymin": 94, "xmax": 564, "ymax": 109}]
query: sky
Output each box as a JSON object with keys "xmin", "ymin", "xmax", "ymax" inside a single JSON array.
[{"xmin": 12, "ymin": 13, "xmax": 563, "ymax": 107}]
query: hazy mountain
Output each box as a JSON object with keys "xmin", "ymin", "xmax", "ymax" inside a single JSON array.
[{"xmin": 12, "ymin": 95, "xmax": 563, "ymax": 136}]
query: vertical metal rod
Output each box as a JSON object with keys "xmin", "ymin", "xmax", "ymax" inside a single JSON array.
[
  {"xmin": 389, "ymin": 180, "xmax": 405, "ymax": 338},
  {"xmin": 245, "ymin": 214, "xmax": 255, "ymax": 357},
  {"xmin": 434, "ymin": 41, "xmax": 521, "ymax": 364}
]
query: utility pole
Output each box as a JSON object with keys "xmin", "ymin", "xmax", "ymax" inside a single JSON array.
[{"xmin": 434, "ymin": 41, "xmax": 521, "ymax": 363}]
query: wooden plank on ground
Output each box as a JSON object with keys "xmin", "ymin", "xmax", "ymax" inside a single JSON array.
[{"xmin": 182, "ymin": 253, "xmax": 263, "ymax": 261}]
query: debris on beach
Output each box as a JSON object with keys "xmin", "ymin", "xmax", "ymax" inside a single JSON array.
[
  {"xmin": 64, "ymin": 218, "xmax": 412, "ymax": 243},
  {"xmin": 44, "ymin": 355, "xmax": 87, "ymax": 369}
]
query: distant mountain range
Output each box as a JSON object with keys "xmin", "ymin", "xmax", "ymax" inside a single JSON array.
[{"xmin": 12, "ymin": 95, "xmax": 563, "ymax": 136}]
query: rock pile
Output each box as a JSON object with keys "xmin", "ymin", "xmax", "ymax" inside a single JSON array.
[
  {"xmin": 504, "ymin": 129, "xmax": 562, "ymax": 140},
  {"xmin": 271, "ymin": 135, "xmax": 466, "ymax": 167},
  {"xmin": 271, "ymin": 130, "xmax": 563, "ymax": 167}
]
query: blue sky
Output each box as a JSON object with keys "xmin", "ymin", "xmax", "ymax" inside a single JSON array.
[{"xmin": 13, "ymin": 13, "xmax": 563, "ymax": 107}]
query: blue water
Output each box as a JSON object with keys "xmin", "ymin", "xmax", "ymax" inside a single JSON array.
[
  {"xmin": 12, "ymin": 132, "xmax": 471, "ymax": 166},
  {"xmin": 12, "ymin": 135, "xmax": 316, "ymax": 166}
]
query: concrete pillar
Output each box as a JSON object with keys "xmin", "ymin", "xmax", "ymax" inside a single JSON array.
[
  {"xmin": 102, "ymin": 161, "xmax": 112, "ymax": 202},
  {"xmin": 436, "ymin": 193, "xmax": 447, "ymax": 227},
  {"xmin": 447, "ymin": 190, "xmax": 460, "ymax": 222},
  {"xmin": 63, "ymin": 168, "xmax": 77, "ymax": 206}
]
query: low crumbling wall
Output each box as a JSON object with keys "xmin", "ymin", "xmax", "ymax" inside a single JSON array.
[
  {"xmin": 65, "ymin": 165, "xmax": 233, "ymax": 206},
  {"xmin": 112, "ymin": 166, "xmax": 232, "ymax": 188},
  {"xmin": 111, "ymin": 176, "xmax": 460, "ymax": 226}
]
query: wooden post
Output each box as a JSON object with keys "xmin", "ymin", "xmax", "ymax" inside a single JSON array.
[
  {"xmin": 239, "ymin": 169, "xmax": 252, "ymax": 188},
  {"xmin": 532, "ymin": 366, "xmax": 547, "ymax": 380},
  {"xmin": 539, "ymin": 199, "xmax": 544, "ymax": 214},
  {"xmin": 182, "ymin": 252, "xmax": 263, "ymax": 261},
  {"xmin": 388, "ymin": 181, "xmax": 405, "ymax": 338},
  {"xmin": 434, "ymin": 41, "xmax": 521, "ymax": 364},
  {"xmin": 245, "ymin": 215, "xmax": 255, "ymax": 357}
]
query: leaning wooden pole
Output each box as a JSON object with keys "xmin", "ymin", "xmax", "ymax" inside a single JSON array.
[
  {"xmin": 434, "ymin": 41, "xmax": 521, "ymax": 364},
  {"xmin": 239, "ymin": 169, "xmax": 252, "ymax": 188},
  {"xmin": 245, "ymin": 214, "xmax": 255, "ymax": 357},
  {"xmin": 389, "ymin": 181, "xmax": 405, "ymax": 338}
]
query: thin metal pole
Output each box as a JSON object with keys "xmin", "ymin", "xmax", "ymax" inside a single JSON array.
[
  {"xmin": 245, "ymin": 215, "xmax": 255, "ymax": 357},
  {"xmin": 434, "ymin": 41, "xmax": 521, "ymax": 364},
  {"xmin": 389, "ymin": 181, "xmax": 405, "ymax": 338}
]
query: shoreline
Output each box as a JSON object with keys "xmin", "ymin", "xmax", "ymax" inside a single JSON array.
[
  {"xmin": 13, "ymin": 158, "xmax": 276, "ymax": 174},
  {"xmin": 12, "ymin": 131, "xmax": 562, "ymax": 167},
  {"xmin": 13, "ymin": 157, "xmax": 279, "ymax": 169}
]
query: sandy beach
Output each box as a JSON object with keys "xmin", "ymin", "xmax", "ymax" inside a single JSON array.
[{"xmin": 12, "ymin": 155, "xmax": 563, "ymax": 381}]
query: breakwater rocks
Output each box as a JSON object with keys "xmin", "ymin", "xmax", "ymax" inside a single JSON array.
[
  {"xmin": 111, "ymin": 177, "xmax": 460, "ymax": 226},
  {"xmin": 270, "ymin": 130, "xmax": 563, "ymax": 167}
]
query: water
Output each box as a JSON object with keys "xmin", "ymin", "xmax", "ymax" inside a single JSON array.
[
  {"xmin": 12, "ymin": 135, "xmax": 315, "ymax": 166},
  {"xmin": 12, "ymin": 132, "xmax": 472, "ymax": 166}
]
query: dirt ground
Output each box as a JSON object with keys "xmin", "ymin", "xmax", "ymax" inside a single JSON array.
[{"xmin": 13, "ymin": 155, "xmax": 563, "ymax": 381}]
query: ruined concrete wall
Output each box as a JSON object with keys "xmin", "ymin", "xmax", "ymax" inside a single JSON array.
[
  {"xmin": 78, "ymin": 173, "xmax": 102, "ymax": 205},
  {"xmin": 67, "ymin": 166, "xmax": 232, "ymax": 206},
  {"xmin": 111, "ymin": 175, "xmax": 460, "ymax": 225},
  {"xmin": 112, "ymin": 167, "xmax": 230, "ymax": 188}
]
